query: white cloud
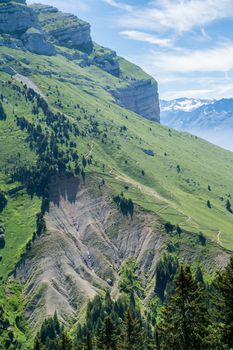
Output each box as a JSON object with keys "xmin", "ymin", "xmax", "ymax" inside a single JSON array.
[
  {"xmin": 149, "ymin": 44, "xmax": 233, "ymax": 73},
  {"xmin": 103, "ymin": 0, "xmax": 133, "ymax": 11},
  {"xmin": 120, "ymin": 30, "xmax": 172, "ymax": 47},
  {"xmin": 118, "ymin": 0, "xmax": 233, "ymax": 34}
]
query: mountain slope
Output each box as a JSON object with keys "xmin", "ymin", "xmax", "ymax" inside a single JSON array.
[{"xmin": 0, "ymin": 0, "xmax": 232, "ymax": 342}]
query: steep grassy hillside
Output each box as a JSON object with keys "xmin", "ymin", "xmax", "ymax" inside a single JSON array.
[
  {"xmin": 0, "ymin": 3, "xmax": 233, "ymax": 344},
  {"xmin": 1, "ymin": 46, "xmax": 233, "ymax": 252}
]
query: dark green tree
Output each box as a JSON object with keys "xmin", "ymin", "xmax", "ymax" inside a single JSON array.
[
  {"xmin": 164, "ymin": 222, "xmax": 175, "ymax": 235},
  {"xmin": 119, "ymin": 309, "xmax": 144, "ymax": 350},
  {"xmin": 57, "ymin": 332, "xmax": 73, "ymax": 350},
  {"xmin": 159, "ymin": 265, "xmax": 210, "ymax": 350},
  {"xmin": 198, "ymin": 232, "xmax": 206, "ymax": 246},
  {"xmin": 84, "ymin": 329, "xmax": 93, "ymax": 350},
  {"xmin": 226, "ymin": 199, "xmax": 232, "ymax": 213},
  {"xmin": 215, "ymin": 256, "xmax": 233, "ymax": 348},
  {"xmin": 0, "ymin": 191, "xmax": 7, "ymax": 213},
  {"xmin": 97, "ymin": 316, "xmax": 118, "ymax": 350},
  {"xmin": 155, "ymin": 254, "xmax": 179, "ymax": 302},
  {"xmin": 195, "ymin": 266, "xmax": 205, "ymax": 286}
]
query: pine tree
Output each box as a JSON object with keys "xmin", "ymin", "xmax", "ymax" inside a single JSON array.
[
  {"xmin": 215, "ymin": 256, "xmax": 233, "ymax": 348},
  {"xmin": 58, "ymin": 331, "xmax": 73, "ymax": 350},
  {"xmin": 155, "ymin": 254, "xmax": 179, "ymax": 302},
  {"xmin": 195, "ymin": 266, "xmax": 205, "ymax": 286},
  {"xmin": 54, "ymin": 311, "xmax": 60, "ymax": 335},
  {"xmin": 84, "ymin": 329, "xmax": 93, "ymax": 350},
  {"xmin": 159, "ymin": 265, "xmax": 210, "ymax": 350},
  {"xmin": 34, "ymin": 338, "xmax": 44, "ymax": 350},
  {"xmin": 97, "ymin": 316, "xmax": 118, "ymax": 350},
  {"xmin": 119, "ymin": 309, "xmax": 144, "ymax": 350}
]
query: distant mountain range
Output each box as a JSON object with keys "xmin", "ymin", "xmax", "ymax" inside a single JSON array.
[{"xmin": 160, "ymin": 97, "xmax": 233, "ymax": 151}]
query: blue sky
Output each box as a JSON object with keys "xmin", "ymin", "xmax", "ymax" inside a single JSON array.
[{"xmin": 27, "ymin": 0, "xmax": 233, "ymax": 100}]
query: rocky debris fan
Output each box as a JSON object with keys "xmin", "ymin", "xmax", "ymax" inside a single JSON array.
[{"xmin": 16, "ymin": 177, "xmax": 163, "ymax": 328}]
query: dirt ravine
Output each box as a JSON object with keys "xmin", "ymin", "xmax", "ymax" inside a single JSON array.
[{"xmin": 16, "ymin": 176, "xmax": 163, "ymax": 330}]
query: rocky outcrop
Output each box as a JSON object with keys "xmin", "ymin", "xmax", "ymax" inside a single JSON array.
[
  {"xmin": 94, "ymin": 51, "xmax": 119, "ymax": 77},
  {"xmin": 0, "ymin": 2, "xmax": 56, "ymax": 55},
  {"xmin": 31, "ymin": 4, "xmax": 93, "ymax": 53},
  {"xmin": 0, "ymin": 34, "xmax": 24, "ymax": 50},
  {"xmin": 113, "ymin": 79, "xmax": 160, "ymax": 123},
  {"xmin": 0, "ymin": 2, "xmax": 38, "ymax": 35},
  {"xmin": 22, "ymin": 28, "xmax": 55, "ymax": 56},
  {"xmin": 50, "ymin": 22, "xmax": 92, "ymax": 53}
]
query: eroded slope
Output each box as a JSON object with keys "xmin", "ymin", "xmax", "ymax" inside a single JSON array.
[{"xmin": 16, "ymin": 176, "xmax": 163, "ymax": 329}]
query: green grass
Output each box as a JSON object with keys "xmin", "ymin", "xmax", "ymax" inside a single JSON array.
[
  {"xmin": 0, "ymin": 44, "xmax": 233, "ymax": 258},
  {"xmin": 0, "ymin": 190, "xmax": 40, "ymax": 279}
]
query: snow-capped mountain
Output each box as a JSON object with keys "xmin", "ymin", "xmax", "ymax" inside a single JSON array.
[
  {"xmin": 160, "ymin": 98, "xmax": 233, "ymax": 151},
  {"xmin": 160, "ymin": 97, "xmax": 214, "ymax": 113}
]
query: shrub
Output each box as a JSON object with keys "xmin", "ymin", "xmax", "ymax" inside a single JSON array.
[
  {"xmin": 226, "ymin": 199, "xmax": 233, "ymax": 213},
  {"xmin": 198, "ymin": 232, "xmax": 207, "ymax": 246},
  {"xmin": 164, "ymin": 222, "xmax": 175, "ymax": 234},
  {"xmin": 0, "ymin": 102, "xmax": 6, "ymax": 120},
  {"xmin": 0, "ymin": 191, "xmax": 7, "ymax": 213},
  {"xmin": 0, "ymin": 234, "xmax": 5, "ymax": 249}
]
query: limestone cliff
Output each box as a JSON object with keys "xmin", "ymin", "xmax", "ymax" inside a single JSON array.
[
  {"xmin": 0, "ymin": 1, "xmax": 38, "ymax": 35},
  {"xmin": 0, "ymin": 0, "xmax": 55, "ymax": 55},
  {"xmin": 113, "ymin": 79, "xmax": 160, "ymax": 123},
  {"xmin": 31, "ymin": 4, "xmax": 93, "ymax": 53},
  {"xmin": 0, "ymin": 1, "xmax": 160, "ymax": 122}
]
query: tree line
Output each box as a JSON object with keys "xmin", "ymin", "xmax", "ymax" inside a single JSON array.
[{"xmin": 33, "ymin": 256, "xmax": 233, "ymax": 350}]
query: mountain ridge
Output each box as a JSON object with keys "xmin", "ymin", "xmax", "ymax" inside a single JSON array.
[{"xmin": 160, "ymin": 97, "xmax": 233, "ymax": 150}]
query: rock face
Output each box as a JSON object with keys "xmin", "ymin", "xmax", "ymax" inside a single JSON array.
[
  {"xmin": 50, "ymin": 22, "xmax": 92, "ymax": 52},
  {"xmin": 0, "ymin": 2, "xmax": 38, "ymax": 35},
  {"xmin": 31, "ymin": 4, "xmax": 93, "ymax": 53},
  {"xmin": 113, "ymin": 79, "xmax": 160, "ymax": 123},
  {"xmin": 22, "ymin": 28, "xmax": 56, "ymax": 56}
]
